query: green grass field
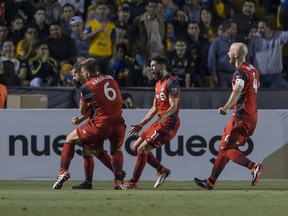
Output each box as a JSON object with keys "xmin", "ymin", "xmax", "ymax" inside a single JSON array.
[{"xmin": 0, "ymin": 180, "xmax": 287, "ymax": 216}]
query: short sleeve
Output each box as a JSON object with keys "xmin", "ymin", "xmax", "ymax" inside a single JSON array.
[{"xmin": 167, "ymin": 78, "xmax": 180, "ymax": 97}]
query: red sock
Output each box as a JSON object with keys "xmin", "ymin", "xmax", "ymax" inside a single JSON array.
[
  {"xmin": 222, "ymin": 148, "xmax": 254, "ymax": 169},
  {"xmin": 131, "ymin": 152, "xmax": 147, "ymax": 182},
  {"xmin": 96, "ymin": 151, "xmax": 113, "ymax": 172},
  {"xmin": 111, "ymin": 150, "xmax": 123, "ymax": 180},
  {"xmin": 147, "ymin": 151, "xmax": 162, "ymax": 171},
  {"xmin": 83, "ymin": 155, "xmax": 94, "ymax": 183},
  {"xmin": 208, "ymin": 150, "xmax": 229, "ymax": 185},
  {"xmin": 60, "ymin": 142, "xmax": 75, "ymax": 173}
]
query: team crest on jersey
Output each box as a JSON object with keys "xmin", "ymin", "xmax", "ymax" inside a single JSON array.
[
  {"xmin": 160, "ymin": 92, "xmax": 166, "ymax": 100},
  {"xmin": 171, "ymin": 87, "xmax": 178, "ymax": 95}
]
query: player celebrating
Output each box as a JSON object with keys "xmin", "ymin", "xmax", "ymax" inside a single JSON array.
[
  {"xmin": 53, "ymin": 58, "xmax": 126, "ymax": 190},
  {"xmin": 123, "ymin": 52, "xmax": 181, "ymax": 189},
  {"xmin": 194, "ymin": 42, "xmax": 263, "ymax": 190},
  {"xmin": 67, "ymin": 64, "xmax": 126, "ymax": 189}
]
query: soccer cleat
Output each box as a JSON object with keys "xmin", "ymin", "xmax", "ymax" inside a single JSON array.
[
  {"xmin": 53, "ymin": 171, "xmax": 70, "ymax": 189},
  {"xmin": 154, "ymin": 167, "xmax": 171, "ymax": 188},
  {"xmin": 114, "ymin": 180, "xmax": 124, "ymax": 190},
  {"xmin": 72, "ymin": 181, "xmax": 92, "ymax": 190},
  {"xmin": 122, "ymin": 181, "xmax": 138, "ymax": 190},
  {"xmin": 251, "ymin": 163, "xmax": 264, "ymax": 186},
  {"xmin": 194, "ymin": 178, "xmax": 214, "ymax": 190}
]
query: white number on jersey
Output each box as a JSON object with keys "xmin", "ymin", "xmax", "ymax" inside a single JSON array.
[
  {"xmin": 246, "ymin": 64, "xmax": 255, "ymax": 71},
  {"xmin": 104, "ymin": 82, "xmax": 117, "ymax": 101},
  {"xmin": 253, "ymin": 72, "xmax": 258, "ymax": 93}
]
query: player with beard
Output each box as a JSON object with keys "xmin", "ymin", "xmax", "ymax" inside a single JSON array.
[
  {"xmin": 122, "ymin": 52, "xmax": 180, "ymax": 189},
  {"xmin": 67, "ymin": 64, "xmax": 126, "ymax": 189},
  {"xmin": 53, "ymin": 58, "xmax": 126, "ymax": 190},
  {"xmin": 194, "ymin": 42, "xmax": 264, "ymax": 190}
]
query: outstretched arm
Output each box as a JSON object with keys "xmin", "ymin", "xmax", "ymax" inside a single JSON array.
[{"xmin": 129, "ymin": 99, "xmax": 158, "ymax": 135}]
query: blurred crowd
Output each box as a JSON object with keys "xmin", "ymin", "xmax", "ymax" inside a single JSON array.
[{"xmin": 0, "ymin": 0, "xmax": 288, "ymax": 90}]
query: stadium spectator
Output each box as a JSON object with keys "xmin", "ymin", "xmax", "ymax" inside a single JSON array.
[
  {"xmin": 247, "ymin": 18, "xmax": 288, "ymax": 88},
  {"xmin": 199, "ymin": 6, "xmax": 218, "ymax": 43},
  {"xmin": 168, "ymin": 37, "xmax": 195, "ymax": 87},
  {"xmin": 44, "ymin": 21, "xmax": 78, "ymax": 65},
  {"xmin": 207, "ymin": 19, "xmax": 238, "ymax": 88},
  {"xmin": 112, "ymin": 43, "xmax": 142, "ymax": 86},
  {"xmin": 4, "ymin": 0, "xmax": 34, "ymax": 25},
  {"xmin": 115, "ymin": 24, "xmax": 129, "ymax": 48},
  {"xmin": 185, "ymin": 21, "xmax": 209, "ymax": 86},
  {"xmin": 164, "ymin": 21, "xmax": 175, "ymax": 53},
  {"xmin": 189, "ymin": 45, "xmax": 205, "ymax": 87},
  {"xmin": 0, "ymin": 39, "xmax": 28, "ymax": 86},
  {"xmin": 115, "ymin": 3, "xmax": 131, "ymax": 29},
  {"xmin": 6, "ymin": 15, "xmax": 24, "ymax": 45},
  {"xmin": 233, "ymin": 0, "xmax": 260, "ymax": 44},
  {"xmin": 43, "ymin": 0, "xmax": 62, "ymax": 25},
  {"xmin": 84, "ymin": 5, "xmax": 96, "ymax": 28},
  {"xmin": 128, "ymin": 0, "xmax": 146, "ymax": 22},
  {"xmin": 58, "ymin": 0, "xmax": 85, "ymax": 15},
  {"xmin": 115, "ymin": 3, "xmax": 131, "ymax": 47},
  {"xmin": 83, "ymin": 0, "xmax": 116, "ymax": 74},
  {"xmin": 217, "ymin": 23, "xmax": 223, "ymax": 36},
  {"xmin": 28, "ymin": 41, "xmax": 58, "ymax": 87},
  {"xmin": 69, "ymin": 16, "xmax": 91, "ymax": 58},
  {"xmin": 53, "ymin": 58, "xmax": 126, "ymax": 190},
  {"xmin": 60, "ymin": 3, "xmax": 75, "ymax": 35},
  {"xmin": 16, "ymin": 24, "xmax": 39, "ymax": 61},
  {"xmin": 171, "ymin": 9, "xmax": 189, "ymax": 37},
  {"xmin": 128, "ymin": 0, "xmax": 165, "ymax": 68},
  {"xmin": 204, "ymin": 0, "xmax": 233, "ymax": 25},
  {"xmin": 112, "ymin": 42, "xmax": 131, "ymax": 86},
  {"xmin": 32, "ymin": 7, "xmax": 50, "ymax": 40},
  {"xmin": 123, "ymin": 53, "xmax": 180, "ymax": 189},
  {"xmin": 194, "ymin": 42, "xmax": 263, "ymax": 190},
  {"xmin": 181, "ymin": 0, "xmax": 202, "ymax": 23}
]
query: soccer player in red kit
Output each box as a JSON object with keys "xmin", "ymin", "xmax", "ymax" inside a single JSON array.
[
  {"xmin": 63, "ymin": 64, "xmax": 125, "ymax": 190},
  {"xmin": 122, "ymin": 53, "xmax": 181, "ymax": 189},
  {"xmin": 194, "ymin": 42, "xmax": 264, "ymax": 190},
  {"xmin": 53, "ymin": 58, "xmax": 126, "ymax": 190}
]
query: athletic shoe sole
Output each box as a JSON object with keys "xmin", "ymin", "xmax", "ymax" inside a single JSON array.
[
  {"xmin": 154, "ymin": 170, "xmax": 171, "ymax": 188},
  {"xmin": 53, "ymin": 172, "xmax": 70, "ymax": 189},
  {"xmin": 252, "ymin": 164, "xmax": 264, "ymax": 186}
]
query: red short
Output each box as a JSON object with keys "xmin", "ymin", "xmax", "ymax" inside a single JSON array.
[
  {"xmin": 140, "ymin": 120, "xmax": 180, "ymax": 148},
  {"xmin": 77, "ymin": 118, "xmax": 126, "ymax": 150},
  {"xmin": 220, "ymin": 117, "xmax": 257, "ymax": 149}
]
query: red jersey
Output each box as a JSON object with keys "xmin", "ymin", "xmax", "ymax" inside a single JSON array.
[
  {"xmin": 232, "ymin": 62, "xmax": 259, "ymax": 122},
  {"xmin": 81, "ymin": 74, "xmax": 123, "ymax": 126},
  {"xmin": 155, "ymin": 74, "xmax": 180, "ymax": 129}
]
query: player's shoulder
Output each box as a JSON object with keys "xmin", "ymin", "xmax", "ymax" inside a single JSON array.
[{"xmin": 167, "ymin": 74, "xmax": 180, "ymax": 85}]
